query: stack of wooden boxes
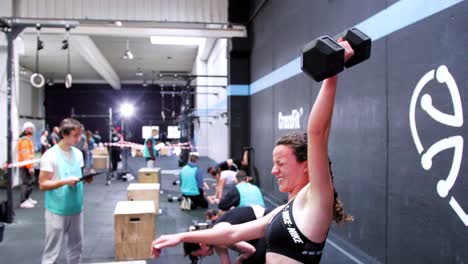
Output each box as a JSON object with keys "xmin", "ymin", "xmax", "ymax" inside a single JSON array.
[
  {"xmin": 113, "ymin": 167, "xmax": 162, "ymax": 261},
  {"xmin": 93, "ymin": 147, "xmax": 109, "ymax": 170}
]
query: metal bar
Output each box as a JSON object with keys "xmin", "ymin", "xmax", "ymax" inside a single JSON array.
[
  {"xmin": 106, "ymin": 107, "xmax": 112, "ymax": 185},
  {"xmin": 191, "ymin": 85, "xmax": 226, "ymax": 88},
  {"xmin": 157, "ymin": 73, "xmax": 227, "ymax": 78},
  {"xmin": 7, "ymin": 17, "xmax": 231, "ymax": 27},
  {"xmin": 190, "ymin": 115, "xmax": 219, "ymax": 118},
  {"xmin": 70, "ymin": 114, "xmax": 110, "ymax": 118},
  {"xmin": 0, "ymin": 18, "xmax": 12, "ymax": 28},
  {"xmin": 22, "ymin": 25, "xmax": 246, "ymax": 38},
  {"xmin": 160, "ymin": 91, "xmax": 218, "ymax": 95},
  {"xmin": 19, "ymin": 115, "xmax": 45, "ymax": 120},
  {"xmin": 3, "ymin": 18, "xmax": 79, "ymax": 28}
]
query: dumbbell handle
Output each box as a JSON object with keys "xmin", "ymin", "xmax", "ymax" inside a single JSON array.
[{"xmin": 338, "ymin": 28, "xmax": 371, "ymax": 68}]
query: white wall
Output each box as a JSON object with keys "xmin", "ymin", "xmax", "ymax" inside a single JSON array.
[
  {"xmin": 0, "ymin": 35, "xmax": 23, "ymax": 186},
  {"xmin": 18, "ymin": 76, "xmax": 46, "ymax": 151},
  {"xmin": 0, "ymin": 0, "xmax": 13, "ymax": 17},
  {"xmin": 0, "ymin": 34, "xmax": 45, "ymax": 186},
  {"xmin": 0, "ymin": 36, "xmax": 8, "ymax": 166},
  {"xmin": 193, "ymin": 39, "xmax": 228, "ymax": 162}
]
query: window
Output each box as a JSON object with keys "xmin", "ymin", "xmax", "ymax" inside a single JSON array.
[
  {"xmin": 142, "ymin": 126, "xmax": 159, "ymax": 139},
  {"xmin": 168, "ymin": 126, "xmax": 181, "ymax": 139}
]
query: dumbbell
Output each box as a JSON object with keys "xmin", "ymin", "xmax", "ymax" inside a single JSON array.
[{"xmin": 301, "ymin": 28, "xmax": 371, "ymax": 82}]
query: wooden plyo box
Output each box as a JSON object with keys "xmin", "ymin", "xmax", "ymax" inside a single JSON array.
[
  {"xmin": 93, "ymin": 147, "xmax": 108, "ymax": 156},
  {"xmin": 159, "ymin": 147, "xmax": 170, "ymax": 156},
  {"xmin": 127, "ymin": 183, "xmax": 160, "ymax": 214},
  {"xmin": 138, "ymin": 167, "xmax": 161, "ymax": 184},
  {"xmin": 114, "ymin": 201, "xmax": 155, "ymax": 261},
  {"xmin": 93, "ymin": 156, "xmax": 108, "ymax": 170}
]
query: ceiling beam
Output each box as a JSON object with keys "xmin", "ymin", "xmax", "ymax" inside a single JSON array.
[
  {"xmin": 199, "ymin": 38, "xmax": 217, "ymax": 62},
  {"xmin": 22, "ymin": 25, "xmax": 247, "ymax": 38},
  {"xmin": 71, "ymin": 35, "xmax": 121, "ymax": 89}
]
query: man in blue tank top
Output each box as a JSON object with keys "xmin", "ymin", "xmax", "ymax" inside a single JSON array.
[
  {"xmin": 180, "ymin": 152, "xmax": 208, "ymax": 210},
  {"xmin": 143, "ymin": 128, "xmax": 158, "ymax": 168},
  {"xmin": 218, "ymin": 170, "xmax": 265, "ymax": 211},
  {"xmin": 39, "ymin": 118, "xmax": 94, "ymax": 264}
]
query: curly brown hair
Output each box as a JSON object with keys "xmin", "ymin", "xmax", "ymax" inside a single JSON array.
[{"xmin": 275, "ymin": 132, "xmax": 353, "ymax": 224}]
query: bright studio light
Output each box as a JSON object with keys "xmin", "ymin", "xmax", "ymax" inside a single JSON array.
[
  {"xmin": 120, "ymin": 103, "xmax": 135, "ymax": 118},
  {"xmin": 150, "ymin": 36, "xmax": 205, "ymax": 46}
]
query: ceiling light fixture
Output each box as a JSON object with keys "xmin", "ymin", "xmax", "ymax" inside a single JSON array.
[
  {"xmin": 136, "ymin": 68, "xmax": 144, "ymax": 77},
  {"xmin": 120, "ymin": 103, "xmax": 135, "ymax": 118},
  {"xmin": 114, "ymin": 21, "xmax": 123, "ymax": 27},
  {"xmin": 122, "ymin": 40, "xmax": 134, "ymax": 60}
]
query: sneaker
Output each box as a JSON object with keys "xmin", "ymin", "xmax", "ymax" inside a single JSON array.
[
  {"xmin": 20, "ymin": 200, "xmax": 35, "ymax": 209},
  {"xmin": 28, "ymin": 198, "xmax": 38, "ymax": 205}
]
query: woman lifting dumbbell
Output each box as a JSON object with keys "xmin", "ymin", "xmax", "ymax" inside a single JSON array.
[{"xmin": 151, "ymin": 38, "xmax": 356, "ymax": 264}]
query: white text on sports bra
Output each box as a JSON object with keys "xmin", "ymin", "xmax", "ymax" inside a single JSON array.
[
  {"xmin": 283, "ymin": 208, "xmax": 304, "ymax": 244},
  {"xmin": 287, "ymin": 228, "xmax": 304, "ymax": 244},
  {"xmin": 282, "ymin": 209, "xmax": 293, "ymax": 225}
]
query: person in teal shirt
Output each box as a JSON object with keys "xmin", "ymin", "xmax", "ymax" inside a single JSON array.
[
  {"xmin": 39, "ymin": 118, "xmax": 94, "ymax": 264},
  {"xmin": 143, "ymin": 129, "xmax": 158, "ymax": 168},
  {"xmin": 180, "ymin": 152, "xmax": 208, "ymax": 210},
  {"xmin": 218, "ymin": 170, "xmax": 265, "ymax": 211}
]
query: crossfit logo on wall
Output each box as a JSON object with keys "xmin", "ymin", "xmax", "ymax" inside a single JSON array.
[
  {"xmin": 278, "ymin": 107, "xmax": 304, "ymax": 130},
  {"xmin": 409, "ymin": 65, "xmax": 467, "ymax": 226}
]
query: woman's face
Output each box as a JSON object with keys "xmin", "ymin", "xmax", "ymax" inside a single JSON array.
[
  {"xmin": 271, "ymin": 145, "xmax": 308, "ymax": 193},
  {"xmin": 191, "ymin": 244, "xmax": 213, "ymax": 257}
]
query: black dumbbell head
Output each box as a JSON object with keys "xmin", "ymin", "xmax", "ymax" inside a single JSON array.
[
  {"xmin": 341, "ymin": 28, "xmax": 371, "ymax": 68},
  {"xmin": 301, "ymin": 36, "xmax": 345, "ymax": 82}
]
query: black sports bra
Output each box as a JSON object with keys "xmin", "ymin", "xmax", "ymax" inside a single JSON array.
[{"xmin": 265, "ymin": 198, "xmax": 327, "ymax": 263}]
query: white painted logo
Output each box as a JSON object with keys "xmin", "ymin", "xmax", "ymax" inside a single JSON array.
[
  {"xmin": 278, "ymin": 107, "xmax": 304, "ymax": 130},
  {"xmin": 409, "ymin": 65, "xmax": 466, "ymax": 226}
]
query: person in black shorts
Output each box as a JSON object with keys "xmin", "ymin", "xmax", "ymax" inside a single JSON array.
[
  {"xmin": 208, "ymin": 149, "xmax": 250, "ymax": 173},
  {"xmin": 182, "ymin": 205, "xmax": 269, "ymax": 264}
]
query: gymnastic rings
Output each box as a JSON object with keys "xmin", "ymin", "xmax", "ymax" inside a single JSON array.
[
  {"xmin": 30, "ymin": 73, "xmax": 45, "ymax": 88},
  {"xmin": 64, "ymin": 25, "xmax": 73, "ymax": 89},
  {"xmin": 31, "ymin": 24, "xmax": 45, "ymax": 88},
  {"xmin": 65, "ymin": 73, "xmax": 73, "ymax": 89}
]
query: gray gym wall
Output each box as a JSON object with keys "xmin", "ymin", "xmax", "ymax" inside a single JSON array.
[{"xmin": 242, "ymin": 0, "xmax": 468, "ymax": 263}]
